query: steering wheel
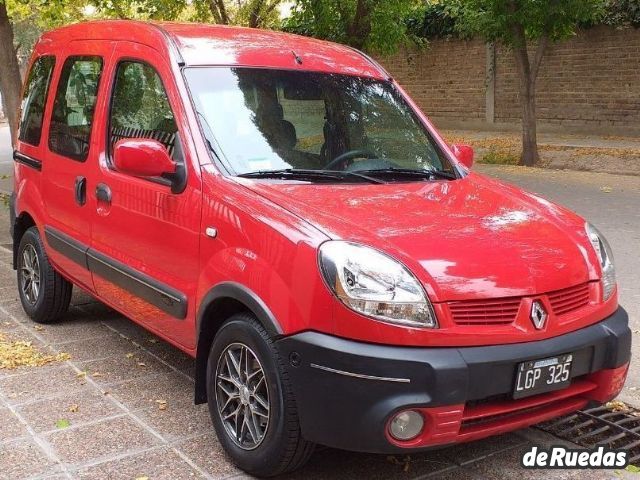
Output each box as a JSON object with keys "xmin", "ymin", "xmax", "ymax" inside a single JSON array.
[{"xmin": 323, "ymin": 149, "xmax": 377, "ymax": 171}]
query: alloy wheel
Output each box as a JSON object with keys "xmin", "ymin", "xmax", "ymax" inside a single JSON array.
[
  {"xmin": 215, "ymin": 342, "xmax": 270, "ymax": 450},
  {"xmin": 20, "ymin": 244, "xmax": 41, "ymax": 305}
]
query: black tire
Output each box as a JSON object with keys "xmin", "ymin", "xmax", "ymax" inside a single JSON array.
[
  {"xmin": 17, "ymin": 226, "xmax": 72, "ymax": 324},
  {"xmin": 206, "ymin": 313, "xmax": 314, "ymax": 477}
]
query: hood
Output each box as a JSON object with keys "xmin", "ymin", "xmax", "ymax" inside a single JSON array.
[{"xmin": 237, "ymin": 173, "xmax": 596, "ymax": 302}]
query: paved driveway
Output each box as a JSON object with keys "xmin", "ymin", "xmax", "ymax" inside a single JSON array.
[{"xmin": 0, "ymin": 165, "xmax": 638, "ymax": 479}]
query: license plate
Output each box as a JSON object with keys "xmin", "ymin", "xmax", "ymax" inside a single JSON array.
[{"xmin": 513, "ymin": 354, "xmax": 573, "ymax": 399}]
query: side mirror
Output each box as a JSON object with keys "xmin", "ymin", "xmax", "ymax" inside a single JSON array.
[
  {"xmin": 451, "ymin": 144, "xmax": 474, "ymax": 169},
  {"xmin": 113, "ymin": 138, "xmax": 177, "ymax": 178}
]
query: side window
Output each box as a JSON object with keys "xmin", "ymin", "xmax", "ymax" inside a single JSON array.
[
  {"xmin": 109, "ymin": 61, "xmax": 178, "ymax": 161},
  {"xmin": 18, "ymin": 56, "xmax": 56, "ymax": 146},
  {"xmin": 49, "ymin": 56, "xmax": 103, "ymax": 161}
]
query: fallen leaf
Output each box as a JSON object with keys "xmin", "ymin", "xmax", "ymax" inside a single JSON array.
[
  {"xmin": 126, "ymin": 353, "xmax": 134, "ymax": 359},
  {"xmin": 156, "ymin": 399, "xmax": 167, "ymax": 411},
  {"xmin": 600, "ymin": 186, "xmax": 612, "ymax": 193},
  {"xmin": 138, "ymin": 362, "xmax": 147, "ymax": 367},
  {"xmin": 626, "ymin": 465, "xmax": 640, "ymax": 473},
  {"xmin": 76, "ymin": 371, "xmax": 87, "ymax": 378},
  {"xmin": 135, "ymin": 476, "xmax": 149, "ymax": 480},
  {"xmin": 606, "ymin": 400, "xmax": 629, "ymax": 412},
  {"xmin": 55, "ymin": 419, "xmax": 70, "ymax": 429},
  {"xmin": 34, "ymin": 325, "xmax": 44, "ymax": 331},
  {"xmin": 0, "ymin": 334, "xmax": 70, "ymax": 369},
  {"xmin": 69, "ymin": 404, "xmax": 79, "ymax": 413},
  {"xmin": 92, "ymin": 372, "xmax": 104, "ymax": 377}
]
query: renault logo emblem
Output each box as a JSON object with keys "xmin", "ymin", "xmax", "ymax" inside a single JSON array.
[{"xmin": 530, "ymin": 301, "xmax": 547, "ymax": 330}]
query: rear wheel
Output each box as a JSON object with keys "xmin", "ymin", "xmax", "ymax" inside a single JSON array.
[
  {"xmin": 17, "ymin": 227, "xmax": 72, "ymax": 323},
  {"xmin": 206, "ymin": 313, "xmax": 314, "ymax": 476}
]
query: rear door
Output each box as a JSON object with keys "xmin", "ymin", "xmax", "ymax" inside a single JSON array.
[
  {"xmin": 88, "ymin": 41, "xmax": 202, "ymax": 349},
  {"xmin": 42, "ymin": 41, "xmax": 115, "ymax": 291}
]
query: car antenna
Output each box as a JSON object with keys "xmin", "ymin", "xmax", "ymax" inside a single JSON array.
[{"xmin": 291, "ymin": 50, "xmax": 303, "ymax": 65}]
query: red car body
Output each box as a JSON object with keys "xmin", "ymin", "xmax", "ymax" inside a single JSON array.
[{"xmin": 10, "ymin": 20, "xmax": 630, "ymax": 469}]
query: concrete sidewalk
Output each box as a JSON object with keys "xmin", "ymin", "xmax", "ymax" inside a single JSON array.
[
  {"xmin": 1, "ymin": 167, "xmax": 639, "ymax": 479},
  {"xmin": 442, "ymin": 129, "xmax": 640, "ymax": 176}
]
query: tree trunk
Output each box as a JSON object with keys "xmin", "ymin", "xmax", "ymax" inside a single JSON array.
[
  {"xmin": 346, "ymin": 0, "xmax": 371, "ymax": 50},
  {"xmin": 209, "ymin": 0, "xmax": 230, "ymax": 24},
  {"xmin": 520, "ymin": 89, "xmax": 539, "ymax": 167},
  {"xmin": 0, "ymin": 2, "xmax": 23, "ymax": 146},
  {"xmin": 248, "ymin": 0, "xmax": 264, "ymax": 28}
]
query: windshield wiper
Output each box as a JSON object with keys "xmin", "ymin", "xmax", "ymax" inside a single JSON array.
[
  {"xmin": 354, "ymin": 167, "xmax": 457, "ymax": 181},
  {"xmin": 237, "ymin": 169, "xmax": 386, "ymax": 184}
]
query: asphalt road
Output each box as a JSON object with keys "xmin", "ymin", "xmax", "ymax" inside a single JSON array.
[{"xmin": 475, "ymin": 164, "xmax": 640, "ymax": 406}]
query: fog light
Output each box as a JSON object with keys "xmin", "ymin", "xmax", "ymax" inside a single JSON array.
[{"xmin": 389, "ymin": 410, "xmax": 424, "ymax": 441}]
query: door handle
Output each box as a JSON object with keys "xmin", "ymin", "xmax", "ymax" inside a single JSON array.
[
  {"xmin": 96, "ymin": 183, "xmax": 112, "ymax": 204},
  {"xmin": 74, "ymin": 176, "xmax": 86, "ymax": 206}
]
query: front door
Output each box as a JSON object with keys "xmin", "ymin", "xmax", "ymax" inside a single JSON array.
[
  {"xmin": 42, "ymin": 41, "xmax": 115, "ymax": 291},
  {"xmin": 88, "ymin": 42, "xmax": 202, "ymax": 349}
]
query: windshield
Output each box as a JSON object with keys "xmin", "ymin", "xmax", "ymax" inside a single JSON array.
[{"xmin": 185, "ymin": 67, "xmax": 457, "ymax": 179}]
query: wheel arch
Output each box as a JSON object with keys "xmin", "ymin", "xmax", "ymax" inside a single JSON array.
[
  {"xmin": 194, "ymin": 282, "xmax": 283, "ymax": 404},
  {"xmin": 12, "ymin": 207, "xmax": 37, "ymax": 270}
]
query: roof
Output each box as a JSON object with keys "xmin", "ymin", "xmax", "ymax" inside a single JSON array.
[{"xmin": 37, "ymin": 20, "xmax": 387, "ymax": 79}]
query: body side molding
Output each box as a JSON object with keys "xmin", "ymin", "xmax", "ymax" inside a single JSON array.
[{"xmin": 44, "ymin": 225, "xmax": 187, "ymax": 319}]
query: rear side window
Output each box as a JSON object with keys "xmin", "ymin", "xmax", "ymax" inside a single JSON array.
[
  {"xmin": 109, "ymin": 61, "xmax": 178, "ymax": 160},
  {"xmin": 18, "ymin": 56, "xmax": 55, "ymax": 146},
  {"xmin": 49, "ymin": 56, "xmax": 103, "ymax": 161}
]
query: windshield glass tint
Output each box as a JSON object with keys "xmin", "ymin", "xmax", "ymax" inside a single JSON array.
[{"xmin": 185, "ymin": 67, "xmax": 455, "ymax": 176}]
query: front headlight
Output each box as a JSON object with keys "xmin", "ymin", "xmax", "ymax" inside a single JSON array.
[
  {"xmin": 319, "ymin": 241, "xmax": 437, "ymax": 328},
  {"xmin": 585, "ymin": 223, "xmax": 616, "ymax": 301}
]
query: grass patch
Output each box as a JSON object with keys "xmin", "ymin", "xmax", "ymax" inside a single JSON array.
[{"xmin": 480, "ymin": 149, "xmax": 520, "ymax": 165}]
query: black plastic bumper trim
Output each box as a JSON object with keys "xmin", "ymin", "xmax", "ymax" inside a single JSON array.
[
  {"xmin": 309, "ymin": 363, "xmax": 411, "ymax": 383},
  {"xmin": 276, "ymin": 308, "xmax": 631, "ymax": 453},
  {"xmin": 44, "ymin": 225, "xmax": 187, "ymax": 319},
  {"xmin": 45, "ymin": 226, "xmax": 89, "ymax": 269},
  {"xmin": 87, "ymin": 249, "xmax": 187, "ymax": 319}
]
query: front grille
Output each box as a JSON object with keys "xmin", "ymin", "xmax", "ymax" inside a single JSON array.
[
  {"xmin": 548, "ymin": 282, "xmax": 591, "ymax": 316},
  {"xmin": 448, "ymin": 298, "xmax": 520, "ymax": 325},
  {"xmin": 448, "ymin": 282, "xmax": 592, "ymax": 326}
]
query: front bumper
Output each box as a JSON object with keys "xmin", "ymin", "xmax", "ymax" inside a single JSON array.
[{"xmin": 276, "ymin": 307, "xmax": 631, "ymax": 453}]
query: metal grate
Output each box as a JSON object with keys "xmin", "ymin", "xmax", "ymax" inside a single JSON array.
[{"xmin": 538, "ymin": 405, "xmax": 640, "ymax": 465}]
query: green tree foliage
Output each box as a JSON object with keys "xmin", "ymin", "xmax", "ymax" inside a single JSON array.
[
  {"xmin": 602, "ymin": 0, "xmax": 640, "ymax": 28},
  {"xmin": 90, "ymin": 0, "xmax": 187, "ymax": 20},
  {"xmin": 406, "ymin": 2, "xmax": 458, "ymax": 40},
  {"xmin": 284, "ymin": 0, "xmax": 422, "ymax": 53},
  {"xmin": 451, "ymin": 0, "xmax": 604, "ymax": 166}
]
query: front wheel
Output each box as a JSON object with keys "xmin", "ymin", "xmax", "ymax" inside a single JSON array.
[
  {"xmin": 206, "ymin": 313, "xmax": 314, "ymax": 477},
  {"xmin": 17, "ymin": 227, "xmax": 72, "ymax": 323}
]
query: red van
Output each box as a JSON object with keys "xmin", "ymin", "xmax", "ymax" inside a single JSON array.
[{"xmin": 10, "ymin": 21, "xmax": 630, "ymax": 476}]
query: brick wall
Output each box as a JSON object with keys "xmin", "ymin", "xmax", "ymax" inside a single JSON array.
[
  {"xmin": 379, "ymin": 38, "xmax": 487, "ymax": 121},
  {"xmin": 379, "ymin": 26, "xmax": 640, "ymax": 132}
]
